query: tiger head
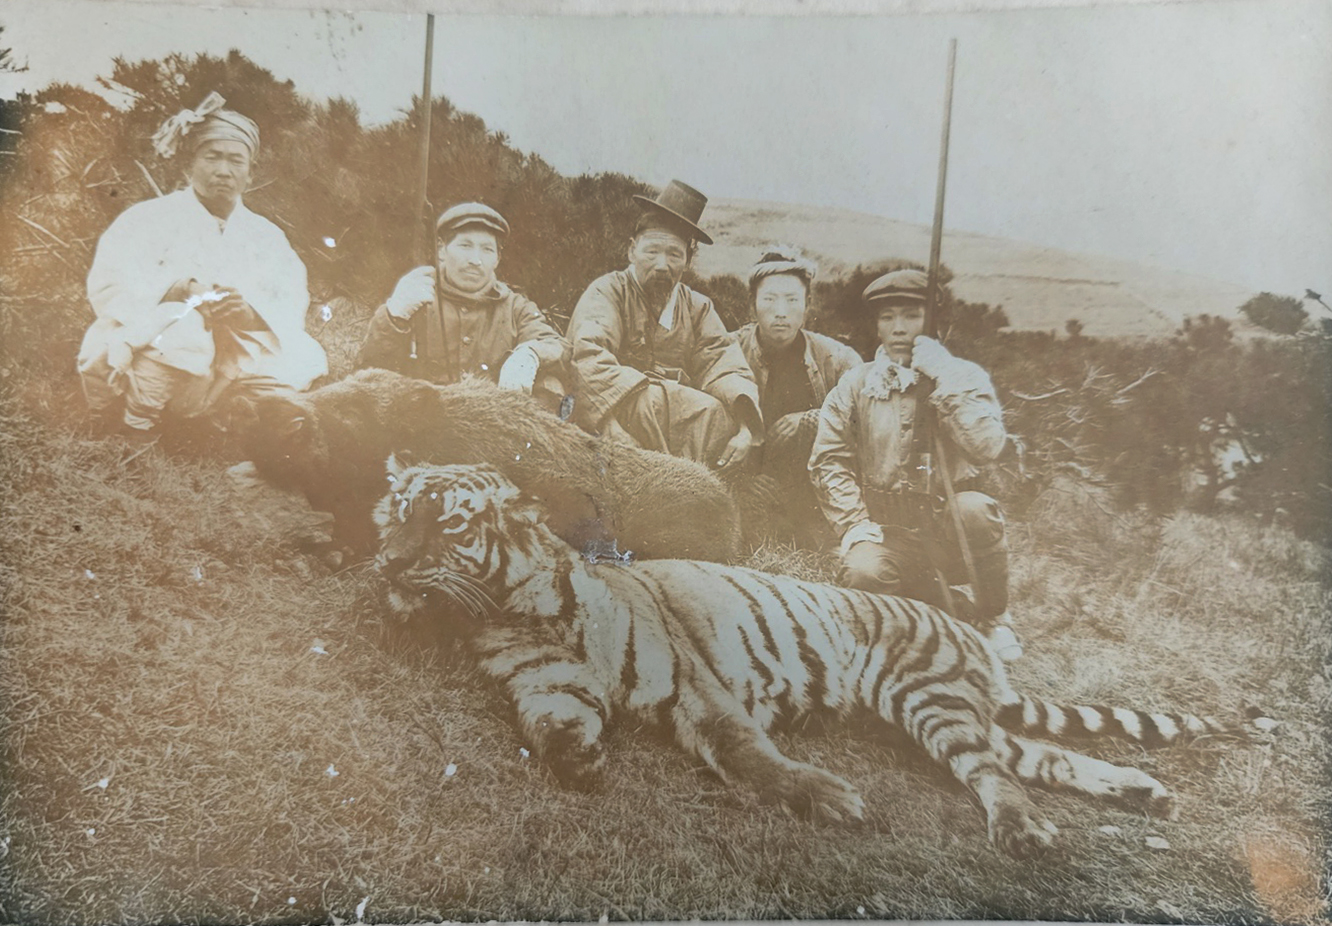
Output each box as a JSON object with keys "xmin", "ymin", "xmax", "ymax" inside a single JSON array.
[{"xmin": 373, "ymin": 458, "xmax": 543, "ymax": 619}]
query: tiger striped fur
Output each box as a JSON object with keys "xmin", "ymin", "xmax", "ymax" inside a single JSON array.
[{"xmin": 374, "ymin": 461, "xmax": 1245, "ymax": 859}]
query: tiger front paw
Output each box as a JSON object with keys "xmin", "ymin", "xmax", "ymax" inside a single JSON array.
[
  {"xmin": 532, "ymin": 713, "xmax": 607, "ymax": 790},
  {"xmin": 989, "ymin": 802, "xmax": 1059, "ymax": 859},
  {"xmin": 778, "ymin": 764, "xmax": 866, "ymax": 826}
]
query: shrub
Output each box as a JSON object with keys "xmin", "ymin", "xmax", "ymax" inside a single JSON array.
[{"xmin": 1240, "ymin": 292, "xmax": 1309, "ymax": 335}]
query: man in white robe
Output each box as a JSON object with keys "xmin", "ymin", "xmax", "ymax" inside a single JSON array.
[{"xmin": 77, "ymin": 95, "xmax": 326, "ymax": 434}]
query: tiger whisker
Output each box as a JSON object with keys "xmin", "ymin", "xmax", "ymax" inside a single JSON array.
[{"xmin": 440, "ymin": 574, "xmax": 496, "ymax": 620}]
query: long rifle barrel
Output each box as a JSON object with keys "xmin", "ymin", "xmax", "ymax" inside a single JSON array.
[
  {"xmin": 416, "ymin": 13, "xmax": 436, "ymax": 255},
  {"xmin": 922, "ymin": 39, "xmax": 983, "ymax": 614},
  {"xmin": 926, "ymin": 37, "xmax": 958, "ymax": 337},
  {"xmin": 412, "ymin": 13, "xmax": 437, "ymax": 364}
]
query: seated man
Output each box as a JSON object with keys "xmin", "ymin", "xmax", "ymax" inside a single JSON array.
[
  {"xmin": 728, "ymin": 247, "xmax": 862, "ymax": 545},
  {"xmin": 358, "ymin": 202, "xmax": 568, "ymax": 400},
  {"xmin": 809, "ymin": 268, "xmax": 1022, "ymax": 660},
  {"xmin": 77, "ymin": 93, "xmax": 327, "ymax": 436},
  {"xmin": 566, "ymin": 180, "xmax": 761, "ymax": 473}
]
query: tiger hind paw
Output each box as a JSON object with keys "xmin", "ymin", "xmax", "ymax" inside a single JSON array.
[
  {"xmin": 1113, "ymin": 781, "xmax": 1177, "ymax": 820},
  {"xmin": 990, "ymin": 803, "xmax": 1059, "ymax": 859}
]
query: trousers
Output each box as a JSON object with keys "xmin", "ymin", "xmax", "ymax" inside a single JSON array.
[
  {"xmin": 81, "ymin": 351, "xmax": 287, "ymax": 430},
  {"xmin": 840, "ymin": 490, "xmax": 1009, "ymax": 625},
  {"xmin": 609, "ymin": 379, "xmax": 737, "ymax": 467}
]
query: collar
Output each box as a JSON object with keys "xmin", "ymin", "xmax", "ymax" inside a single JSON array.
[
  {"xmin": 861, "ymin": 345, "xmax": 918, "ymax": 399},
  {"xmin": 437, "ymin": 275, "xmax": 510, "ymax": 308},
  {"xmin": 187, "ymin": 187, "xmax": 248, "ymax": 231}
]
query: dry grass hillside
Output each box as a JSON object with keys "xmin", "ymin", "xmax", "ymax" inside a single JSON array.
[
  {"xmin": 695, "ymin": 199, "xmax": 1261, "ymax": 337},
  {"xmin": 1, "ymin": 364, "xmax": 1328, "ymax": 924}
]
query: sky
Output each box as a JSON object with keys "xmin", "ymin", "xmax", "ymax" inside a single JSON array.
[{"xmin": 2, "ymin": 0, "xmax": 1328, "ymax": 298}]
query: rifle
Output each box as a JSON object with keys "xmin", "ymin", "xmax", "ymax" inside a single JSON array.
[
  {"xmin": 411, "ymin": 13, "xmax": 448, "ymax": 379},
  {"xmin": 916, "ymin": 39, "xmax": 982, "ymax": 613}
]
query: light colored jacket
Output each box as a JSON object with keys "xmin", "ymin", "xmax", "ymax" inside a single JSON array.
[
  {"xmin": 567, "ymin": 268, "xmax": 760, "ymax": 430},
  {"xmin": 809, "ymin": 345, "xmax": 1006, "ymax": 543},
  {"xmin": 79, "ymin": 188, "xmax": 327, "ymax": 389}
]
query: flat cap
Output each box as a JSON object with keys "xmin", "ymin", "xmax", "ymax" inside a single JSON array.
[
  {"xmin": 862, "ymin": 268, "xmax": 929, "ymax": 305},
  {"xmin": 436, "ymin": 202, "xmax": 510, "ymax": 239}
]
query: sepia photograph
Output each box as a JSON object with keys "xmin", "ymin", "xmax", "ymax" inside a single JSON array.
[{"xmin": 0, "ymin": 0, "xmax": 1328, "ymax": 922}]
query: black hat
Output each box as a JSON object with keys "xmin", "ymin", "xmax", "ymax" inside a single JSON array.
[
  {"xmin": 862, "ymin": 268, "xmax": 929, "ymax": 308},
  {"xmin": 632, "ymin": 180, "xmax": 714, "ymax": 245}
]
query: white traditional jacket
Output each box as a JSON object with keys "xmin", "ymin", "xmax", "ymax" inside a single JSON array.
[{"xmin": 79, "ymin": 189, "xmax": 327, "ymax": 389}]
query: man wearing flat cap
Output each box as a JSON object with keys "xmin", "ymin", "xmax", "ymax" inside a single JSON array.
[
  {"xmin": 728, "ymin": 247, "xmax": 862, "ymax": 544},
  {"xmin": 566, "ymin": 180, "xmax": 761, "ymax": 471},
  {"xmin": 78, "ymin": 92, "xmax": 327, "ymax": 435},
  {"xmin": 809, "ymin": 267, "xmax": 1022, "ymax": 659},
  {"xmin": 358, "ymin": 201, "xmax": 568, "ymax": 396}
]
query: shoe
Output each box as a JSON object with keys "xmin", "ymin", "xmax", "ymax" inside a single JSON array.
[
  {"xmin": 119, "ymin": 422, "xmax": 160, "ymax": 445},
  {"xmin": 987, "ymin": 622, "xmax": 1024, "ymax": 663}
]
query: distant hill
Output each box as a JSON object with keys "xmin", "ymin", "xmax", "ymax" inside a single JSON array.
[{"xmin": 693, "ymin": 199, "xmax": 1260, "ymax": 337}]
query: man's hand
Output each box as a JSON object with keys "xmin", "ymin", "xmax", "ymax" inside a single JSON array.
[
  {"xmin": 497, "ymin": 345, "xmax": 540, "ymax": 393},
  {"xmin": 200, "ymin": 287, "xmax": 262, "ymax": 331},
  {"xmin": 716, "ymin": 424, "xmax": 755, "ymax": 473},
  {"xmin": 162, "ymin": 278, "xmax": 207, "ymax": 304},
  {"xmin": 106, "ymin": 338, "xmax": 135, "ymax": 377},
  {"xmin": 385, "ymin": 266, "xmax": 436, "ymax": 320},
  {"xmin": 910, "ymin": 335, "xmax": 954, "ymax": 381},
  {"xmin": 767, "ymin": 411, "xmax": 805, "ymax": 445}
]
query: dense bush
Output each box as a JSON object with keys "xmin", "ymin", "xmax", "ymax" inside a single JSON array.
[{"xmin": 1239, "ymin": 292, "xmax": 1309, "ymax": 335}]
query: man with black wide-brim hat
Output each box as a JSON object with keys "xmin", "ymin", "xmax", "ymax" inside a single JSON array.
[
  {"xmin": 567, "ymin": 180, "xmax": 762, "ymax": 472},
  {"xmin": 808, "ymin": 267, "xmax": 1022, "ymax": 660}
]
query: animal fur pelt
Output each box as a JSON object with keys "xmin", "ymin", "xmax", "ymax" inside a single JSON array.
[{"xmin": 230, "ymin": 369, "xmax": 743, "ymax": 562}]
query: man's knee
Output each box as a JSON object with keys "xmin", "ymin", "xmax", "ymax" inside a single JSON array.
[
  {"xmin": 690, "ymin": 389, "xmax": 729, "ymax": 427},
  {"xmin": 79, "ymin": 362, "xmax": 119, "ymax": 413},
  {"xmin": 950, "ymin": 491, "xmax": 1006, "ymax": 554},
  {"xmin": 840, "ymin": 541, "xmax": 904, "ymax": 595}
]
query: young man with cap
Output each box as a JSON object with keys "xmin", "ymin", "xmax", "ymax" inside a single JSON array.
[
  {"xmin": 358, "ymin": 202, "xmax": 568, "ymax": 395},
  {"xmin": 809, "ymin": 267, "xmax": 1023, "ymax": 660},
  {"xmin": 728, "ymin": 247, "xmax": 862, "ymax": 544},
  {"xmin": 77, "ymin": 93, "xmax": 328, "ymax": 435},
  {"xmin": 566, "ymin": 180, "xmax": 761, "ymax": 471}
]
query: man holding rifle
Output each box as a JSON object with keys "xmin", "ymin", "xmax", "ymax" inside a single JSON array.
[{"xmin": 808, "ymin": 268, "xmax": 1022, "ymax": 660}]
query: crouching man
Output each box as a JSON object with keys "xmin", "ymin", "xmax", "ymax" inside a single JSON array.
[
  {"xmin": 77, "ymin": 94, "xmax": 327, "ymax": 436},
  {"xmin": 566, "ymin": 180, "xmax": 762, "ymax": 473},
  {"xmin": 358, "ymin": 202, "xmax": 569, "ymax": 402},
  {"xmin": 809, "ymin": 268, "xmax": 1022, "ymax": 660},
  {"xmin": 729, "ymin": 247, "xmax": 862, "ymax": 545}
]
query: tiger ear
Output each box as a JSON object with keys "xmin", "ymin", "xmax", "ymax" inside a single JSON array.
[
  {"xmin": 509, "ymin": 491, "xmax": 547, "ymax": 527},
  {"xmin": 385, "ymin": 453, "xmax": 407, "ymax": 481}
]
